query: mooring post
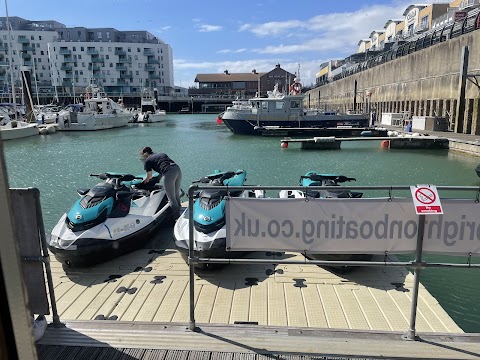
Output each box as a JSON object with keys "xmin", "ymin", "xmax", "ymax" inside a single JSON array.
[{"xmin": 455, "ymin": 46, "xmax": 469, "ymax": 133}]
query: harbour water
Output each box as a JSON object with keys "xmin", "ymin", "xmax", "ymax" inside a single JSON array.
[{"xmin": 2, "ymin": 114, "xmax": 479, "ymax": 333}]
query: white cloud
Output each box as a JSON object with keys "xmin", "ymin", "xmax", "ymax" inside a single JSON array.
[
  {"xmin": 198, "ymin": 24, "xmax": 223, "ymax": 32},
  {"xmin": 217, "ymin": 48, "xmax": 248, "ymax": 54},
  {"xmin": 239, "ymin": 2, "xmax": 410, "ymax": 39}
]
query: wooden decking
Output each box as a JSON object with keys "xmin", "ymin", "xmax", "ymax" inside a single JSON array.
[{"xmin": 45, "ymin": 225, "xmax": 462, "ymax": 334}]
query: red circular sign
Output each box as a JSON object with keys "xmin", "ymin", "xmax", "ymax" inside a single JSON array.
[{"xmin": 415, "ymin": 188, "xmax": 436, "ymax": 204}]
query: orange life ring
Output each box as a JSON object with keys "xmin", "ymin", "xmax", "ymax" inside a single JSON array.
[{"xmin": 291, "ymin": 82, "xmax": 302, "ymax": 94}]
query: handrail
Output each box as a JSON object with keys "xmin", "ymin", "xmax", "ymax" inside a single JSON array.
[{"xmin": 187, "ymin": 184, "xmax": 480, "ymax": 339}]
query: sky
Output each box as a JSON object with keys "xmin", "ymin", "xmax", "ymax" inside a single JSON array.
[{"xmin": 7, "ymin": 0, "xmax": 420, "ymax": 88}]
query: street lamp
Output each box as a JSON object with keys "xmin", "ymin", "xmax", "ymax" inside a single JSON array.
[{"xmin": 252, "ymin": 69, "xmax": 260, "ymax": 97}]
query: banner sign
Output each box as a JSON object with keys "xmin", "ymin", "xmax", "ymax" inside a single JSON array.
[{"xmin": 226, "ymin": 198, "xmax": 480, "ymax": 255}]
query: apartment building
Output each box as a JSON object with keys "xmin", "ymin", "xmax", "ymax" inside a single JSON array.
[
  {"xmin": 0, "ymin": 16, "xmax": 174, "ymax": 97},
  {"xmin": 315, "ymin": 1, "xmax": 480, "ymax": 85}
]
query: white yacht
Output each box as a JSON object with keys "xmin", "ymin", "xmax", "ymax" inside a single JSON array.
[
  {"xmin": 35, "ymin": 105, "xmax": 63, "ymax": 124},
  {"xmin": 130, "ymin": 88, "xmax": 165, "ymax": 123},
  {"xmin": 0, "ymin": 116, "xmax": 39, "ymax": 141},
  {"xmin": 59, "ymin": 83, "xmax": 131, "ymax": 131}
]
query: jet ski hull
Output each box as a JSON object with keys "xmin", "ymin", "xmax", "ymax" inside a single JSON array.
[{"xmin": 49, "ymin": 208, "xmax": 171, "ymax": 267}]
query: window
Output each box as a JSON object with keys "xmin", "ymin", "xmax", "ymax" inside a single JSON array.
[
  {"xmin": 261, "ymin": 101, "xmax": 268, "ymax": 110},
  {"xmin": 136, "ymin": 71, "xmax": 139, "ymax": 75},
  {"xmin": 134, "ymin": 55, "xmax": 138, "ymax": 60},
  {"xmin": 78, "ymin": 54, "xmax": 82, "ymax": 59},
  {"xmin": 39, "ymin": 36, "xmax": 42, "ymax": 40},
  {"xmin": 97, "ymin": 32, "xmax": 102, "ymax": 38},
  {"xmin": 78, "ymin": 31, "xmax": 81, "ymax": 37},
  {"xmin": 40, "ymin": 51, "xmax": 44, "ymax": 55},
  {"xmin": 31, "ymin": 35, "xmax": 34, "ymax": 40},
  {"xmin": 290, "ymin": 100, "xmax": 300, "ymax": 109},
  {"xmin": 105, "ymin": 55, "xmax": 109, "ymax": 59},
  {"xmin": 81, "ymin": 46, "xmax": 84, "ymax": 51},
  {"xmin": 100, "ymin": 47, "xmax": 103, "ymax": 51},
  {"xmin": 421, "ymin": 15, "xmax": 429, "ymax": 30},
  {"xmin": 108, "ymin": 47, "xmax": 111, "ymax": 51},
  {"xmin": 106, "ymin": 31, "xmax": 110, "ymax": 39}
]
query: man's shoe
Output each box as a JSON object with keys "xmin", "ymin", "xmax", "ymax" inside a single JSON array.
[{"xmin": 33, "ymin": 315, "xmax": 48, "ymax": 341}]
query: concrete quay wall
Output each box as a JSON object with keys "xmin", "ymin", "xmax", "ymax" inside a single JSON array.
[{"xmin": 306, "ymin": 30, "xmax": 480, "ymax": 135}]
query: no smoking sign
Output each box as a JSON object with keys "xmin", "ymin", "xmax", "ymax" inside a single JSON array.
[{"xmin": 410, "ymin": 185, "xmax": 443, "ymax": 214}]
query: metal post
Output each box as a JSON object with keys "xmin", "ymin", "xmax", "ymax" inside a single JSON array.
[
  {"xmin": 353, "ymin": 79, "xmax": 357, "ymax": 112},
  {"xmin": 403, "ymin": 214, "xmax": 425, "ymax": 341},
  {"xmin": 455, "ymin": 46, "xmax": 469, "ymax": 133},
  {"xmin": 33, "ymin": 189, "xmax": 62, "ymax": 326},
  {"xmin": 188, "ymin": 185, "xmax": 196, "ymax": 331}
]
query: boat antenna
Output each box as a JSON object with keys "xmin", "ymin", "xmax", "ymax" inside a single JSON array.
[{"xmin": 4, "ymin": 0, "xmax": 17, "ymax": 120}]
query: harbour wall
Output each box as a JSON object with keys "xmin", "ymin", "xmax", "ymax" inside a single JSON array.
[{"xmin": 306, "ymin": 30, "xmax": 480, "ymax": 135}]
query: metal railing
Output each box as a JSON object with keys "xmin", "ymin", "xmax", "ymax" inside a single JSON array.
[
  {"xmin": 326, "ymin": 8, "xmax": 480, "ymax": 85},
  {"xmin": 186, "ymin": 184, "xmax": 480, "ymax": 339}
]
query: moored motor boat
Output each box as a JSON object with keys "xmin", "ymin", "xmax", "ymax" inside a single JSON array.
[
  {"xmin": 219, "ymin": 78, "xmax": 371, "ymax": 137},
  {"xmin": 129, "ymin": 88, "xmax": 166, "ymax": 123},
  {"xmin": 48, "ymin": 172, "xmax": 177, "ymax": 267},
  {"xmin": 174, "ymin": 169, "xmax": 265, "ymax": 269},
  {"xmin": 279, "ymin": 171, "xmax": 372, "ymax": 273}
]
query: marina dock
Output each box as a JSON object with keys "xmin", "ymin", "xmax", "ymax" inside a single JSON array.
[
  {"xmin": 280, "ymin": 135, "xmax": 449, "ymax": 150},
  {"xmin": 36, "ymin": 224, "xmax": 480, "ymax": 359}
]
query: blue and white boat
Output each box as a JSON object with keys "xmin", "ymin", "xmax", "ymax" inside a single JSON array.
[{"xmin": 219, "ymin": 79, "xmax": 371, "ymax": 136}]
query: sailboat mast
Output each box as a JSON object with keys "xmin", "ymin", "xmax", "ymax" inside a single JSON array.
[
  {"xmin": 47, "ymin": 43, "xmax": 59, "ymax": 103},
  {"xmin": 4, "ymin": 0, "xmax": 17, "ymax": 120}
]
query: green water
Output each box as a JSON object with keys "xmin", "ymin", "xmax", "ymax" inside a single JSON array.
[{"xmin": 3, "ymin": 114, "xmax": 480, "ymax": 332}]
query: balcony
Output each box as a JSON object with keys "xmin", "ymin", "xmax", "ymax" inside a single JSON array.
[
  {"xmin": 60, "ymin": 64, "xmax": 72, "ymax": 71},
  {"xmin": 115, "ymin": 49, "xmax": 126, "ymax": 56},
  {"xmin": 21, "ymin": 45, "xmax": 35, "ymax": 51},
  {"xmin": 118, "ymin": 57, "xmax": 132, "ymax": 63},
  {"xmin": 62, "ymin": 79, "xmax": 73, "ymax": 87},
  {"xmin": 459, "ymin": 0, "xmax": 480, "ymax": 10},
  {"xmin": 91, "ymin": 57, "xmax": 104, "ymax": 63},
  {"xmin": 23, "ymin": 61, "xmax": 32, "ymax": 66},
  {"xmin": 147, "ymin": 58, "xmax": 159, "ymax": 64},
  {"xmin": 117, "ymin": 80, "xmax": 129, "ymax": 86},
  {"xmin": 115, "ymin": 65, "xmax": 127, "ymax": 71},
  {"xmin": 119, "ymin": 72, "xmax": 131, "ymax": 79},
  {"xmin": 63, "ymin": 57, "xmax": 76, "ymax": 63},
  {"xmin": 143, "ymin": 49, "xmax": 154, "ymax": 55},
  {"xmin": 17, "ymin": 37, "xmax": 30, "ymax": 44},
  {"xmin": 88, "ymin": 64, "xmax": 101, "ymax": 71},
  {"xmin": 21, "ymin": 52, "xmax": 31, "ymax": 59},
  {"xmin": 63, "ymin": 73, "xmax": 74, "ymax": 79},
  {"xmin": 59, "ymin": 48, "xmax": 71, "ymax": 55},
  {"xmin": 148, "ymin": 74, "xmax": 160, "ymax": 79},
  {"xmin": 144, "ymin": 64, "xmax": 156, "ymax": 71},
  {"xmin": 87, "ymin": 48, "xmax": 98, "ymax": 55}
]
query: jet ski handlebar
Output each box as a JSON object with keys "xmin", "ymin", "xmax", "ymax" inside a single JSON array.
[{"xmin": 192, "ymin": 170, "xmax": 243, "ymax": 185}]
